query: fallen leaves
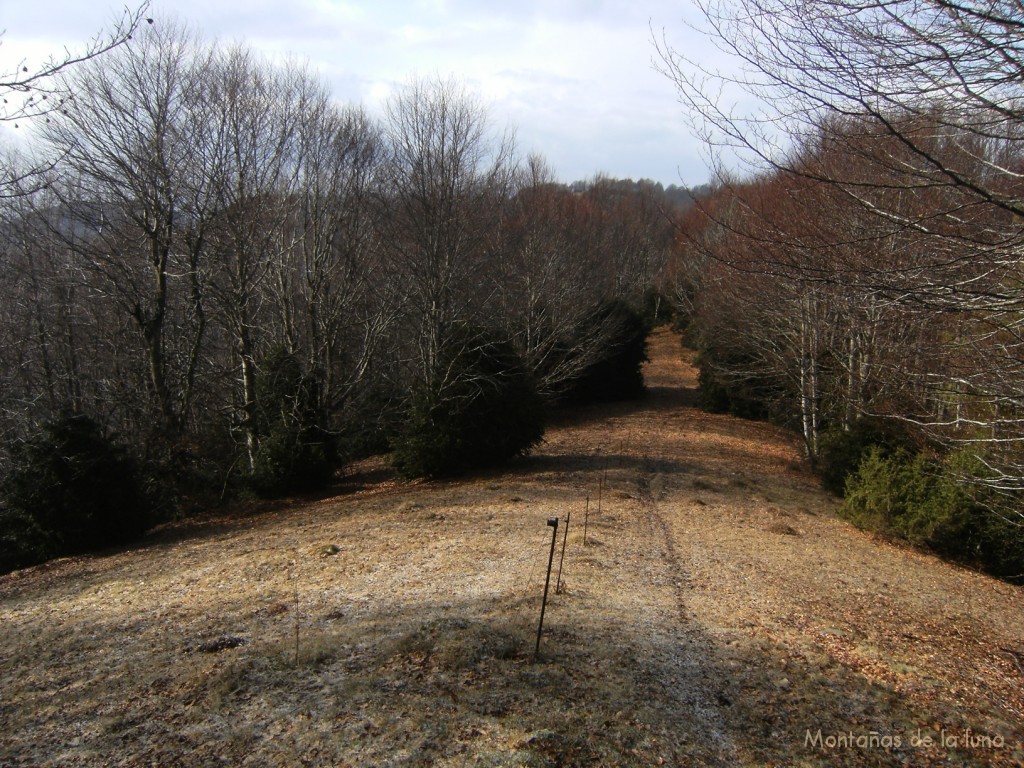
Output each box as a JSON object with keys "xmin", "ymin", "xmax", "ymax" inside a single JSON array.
[{"xmin": 0, "ymin": 329, "xmax": 1021, "ymax": 766}]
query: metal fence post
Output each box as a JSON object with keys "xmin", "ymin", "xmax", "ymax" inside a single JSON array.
[
  {"xmin": 534, "ymin": 517, "xmax": 559, "ymax": 660},
  {"xmin": 555, "ymin": 510, "xmax": 571, "ymax": 594}
]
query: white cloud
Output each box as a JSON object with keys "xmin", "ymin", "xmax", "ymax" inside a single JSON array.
[{"xmin": 1, "ymin": 0, "xmax": 711, "ymax": 184}]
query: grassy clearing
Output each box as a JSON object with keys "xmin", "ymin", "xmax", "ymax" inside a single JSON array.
[{"xmin": 1, "ymin": 329, "xmax": 1021, "ymax": 766}]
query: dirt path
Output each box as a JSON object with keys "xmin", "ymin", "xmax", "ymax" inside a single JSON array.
[{"xmin": 1, "ymin": 329, "xmax": 1022, "ymax": 766}]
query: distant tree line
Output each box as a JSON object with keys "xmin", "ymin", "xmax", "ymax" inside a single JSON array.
[{"xmin": 0, "ymin": 19, "xmax": 691, "ymax": 570}]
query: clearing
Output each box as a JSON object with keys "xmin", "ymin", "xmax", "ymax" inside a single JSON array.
[{"xmin": 1, "ymin": 329, "xmax": 1022, "ymax": 767}]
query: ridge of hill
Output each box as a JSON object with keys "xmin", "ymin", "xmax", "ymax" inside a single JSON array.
[{"xmin": 1, "ymin": 329, "xmax": 1021, "ymax": 766}]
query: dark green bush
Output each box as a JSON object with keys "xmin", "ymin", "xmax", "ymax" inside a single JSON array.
[
  {"xmin": 392, "ymin": 328, "xmax": 545, "ymax": 479},
  {"xmin": 560, "ymin": 300, "xmax": 650, "ymax": 406},
  {"xmin": 249, "ymin": 349, "xmax": 336, "ymax": 497},
  {"xmin": 0, "ymin": 414, "xmax": 155, "ymax": 572},
  {"xmin": 136, "ymin": 435, "xmax": 224, "ymax": 521},
  {"xmin": 842, "ymin": 448, "xmax": 969, "ymax": 551},
  {"xmin": 816, "ymin": 419, "xmax": 912, "ymax": 497},
  {"xmin": 841, "ymin": 448, "xmax": 1024, "ymax": 583},
  {"xmin": 944, "ymin": 451, "xmax": 1024, "ymax": 583},
  {"xmin": 250, "ymin": 425, "xmax": 334, "ymax": 498},
  {"xmin": 970, "ymin": 512, "xmax": 1024, "ymax": 584}
]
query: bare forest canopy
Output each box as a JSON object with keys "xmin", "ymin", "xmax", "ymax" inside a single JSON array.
[
  {"xmin": 7, "ymin": 1, "xmax": 1022, "ymax": 585},
  {"xmin": 655, "ymin": 0, "xmax": 1024, "ymax": 578},
  {"xmin": 0, "ymin": 13, "xmax": 708, "ymax": 572}
]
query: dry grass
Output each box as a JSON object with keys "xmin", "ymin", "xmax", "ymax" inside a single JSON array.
[{"xmin": 1, "ymin": 328, "xmax": 1022, "ymax": 766}]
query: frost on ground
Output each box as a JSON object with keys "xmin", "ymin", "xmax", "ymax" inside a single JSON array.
[{"xmin": 1, "ymin": 329, "xmax": 1022, "ymax": 767}]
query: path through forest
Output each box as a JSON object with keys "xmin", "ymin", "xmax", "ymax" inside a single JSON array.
[{"xmin": 1, "ymin": 328, "xmax": 1022, "ymax": 766}]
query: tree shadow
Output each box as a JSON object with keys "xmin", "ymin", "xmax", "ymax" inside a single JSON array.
[
  {"xmin": 3, "ymin": 581, "xmax": 1015, "ymax": 767},
  {"xmin": 505, "ymin": 450, "xmax": 699, "ymax": 483},
  {"xmin": 545, "ymin": 380, "xmax": 700, "ymax": 430}
]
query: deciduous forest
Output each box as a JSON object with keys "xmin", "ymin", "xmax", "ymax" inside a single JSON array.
[
  {"xmin": 657, "ymin": 0, "xmax": 1024, "ymax": 581},
  {"xmin": 4, "ymin": 0, "xmax": 1024, "ymax": 584},
  {"xmin": 0, "ymin": 14, "xmax": 688, "ymax": 571},
  {"xmin": 2, "ymin": 3, "xmax": 1023, "ymax": 765}
]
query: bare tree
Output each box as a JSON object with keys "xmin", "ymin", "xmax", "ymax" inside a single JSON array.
[
  {"xmin": 200, "ymin": 47, "xmax": 316, "ymax": 468},
  {"xmin": 1, "ymin": 4, "xmax": 152, "ymax": 123},
  {"xmin": 379, "ymin": 76, "xmax": 517, "ymax": 389},
  {"xmin": 0, "ymin": 4, "xmax": 153, "ymax": 196},
  {"xmin": 270, "ymin": 100, "xmax": 394, "ymax": 417},
  {"xmin": 494, "ymin": 156, "xmax": 601, "ymax": 397},
  {"xmin": 38, "ymin": 20, "xmax": 212, "ymax": 436},
  {"xmin": 655, "ymin": 1, "xmax": 1024, "ymax": 317},
  {"xmin": 657, "ymin": 0, "xmax": 1024, "ymax": 511}
]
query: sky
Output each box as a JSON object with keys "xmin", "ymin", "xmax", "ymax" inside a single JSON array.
[{"xmin": 0, "ymin": 0, "xmax": 716, "ymax": 187}]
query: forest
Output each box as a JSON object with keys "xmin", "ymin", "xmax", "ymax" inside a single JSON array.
[
  {"xmin": 1, "ymin": 4, "xmax": 1022, "ymax": 765},
  {"xmin": 2, "ymin": 0, "xmax": 1024, "ymax": 585},
  {"xmin": 0, "ymin": 16, "xmax": 686, "ymax": 571},
  {"xmin": 657, "ymin": 0, "xmax": 1024, "ymax": 581}
]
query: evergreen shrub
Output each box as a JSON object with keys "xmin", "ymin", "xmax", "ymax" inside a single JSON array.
[
  {"xmin": 841, "ymin": 448, "xmax": 1024, "ymax": 583},
  {"xmin": 560, "ymin": 300, "xmax": 649, "ymax": 405},
  {"xmin": 392, "ymin": 328, "xmax": 545, "ymax": 479},
  {"xmin": 249, "ymin": 349, "xmax": 336, "ymax": 497},
  {"xmin": 0, "ymin": 414, "xmax": 154, "ymax": 572},
  {"xmin": 816, "ymin": 419, "xmax": 912, "ymax": 497}
]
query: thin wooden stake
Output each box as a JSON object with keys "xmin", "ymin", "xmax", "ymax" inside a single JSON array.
[
  {"xmin": 583, "ymin": 495, "xmax": 590, "ymax": 546},
  {"xmin": 293, "ymin": 573, "xmax": 300, "ymax": 666},
  {"xmin": 535, "ymin": 518, "xmax": 559, "ymax": 660},
  {"xmin": 555, "ymin": 510, "xmax": 571, "ymax": 594}
]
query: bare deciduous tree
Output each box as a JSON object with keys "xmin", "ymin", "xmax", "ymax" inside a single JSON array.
[
  {"xmin": 201, "ymin": 47, "xmax": 316, "ymax": 467},
  {"xmin": 379, "ymin": 76, "xmax": 517, "ymax": 389},
  {"xmin": 657, "ymin": 0, "xmax": 1024, "ymax": 512},
  {"xmin": 272, "ymin": 101, "xmax": 392, "ymax": 416},
  {"xmin": 39, "ymin": 20, "xmax": 211, "ymax": 436},
  {"xmin": 0, "ymin": 3, "xmax": 153, "ymax": 196}
]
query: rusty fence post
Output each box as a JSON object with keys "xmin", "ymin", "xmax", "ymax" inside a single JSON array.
[
  {"xmin": 534, "ymin": 517, "xmax": 559, "ymax": 660},
  {"xmin": 583, "ymin": 495, "xmax": 590, "ymax": 547},
  {"xmin": 555, "ymin": 510, "xmax": 571, "ymax": 595}
]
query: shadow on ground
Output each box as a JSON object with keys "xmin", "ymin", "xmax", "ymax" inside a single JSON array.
[{"xmin": 4, "ymin": 582, "xmax": 1011, "ymax": 767}]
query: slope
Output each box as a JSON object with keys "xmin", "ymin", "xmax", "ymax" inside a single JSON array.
[{"xmin": 0, "ymin": 328, "xmax": 1021, "ymax": 767}]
